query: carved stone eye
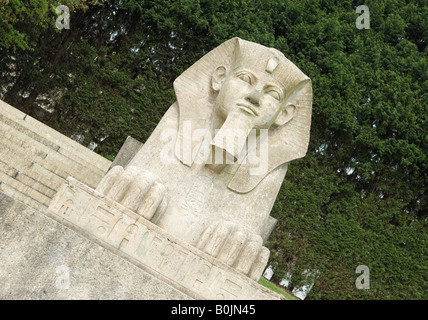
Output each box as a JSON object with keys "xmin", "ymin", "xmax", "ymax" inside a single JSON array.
[
  {"xmin": 237, "ymin": 73, "xmax": 252, "ymax": 84},
  {"xmin": 266, "ymin": 89, "xmax": 281, "ymax": 101}
]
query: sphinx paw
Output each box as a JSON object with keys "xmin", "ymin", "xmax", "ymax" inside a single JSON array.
[
  {"xmin": 96, "ymin": 165, "xmax": 167, "ymax": 221},
  {"xmin": 196, "ymin": 220, "xmax": 270, "ymax": 280}
]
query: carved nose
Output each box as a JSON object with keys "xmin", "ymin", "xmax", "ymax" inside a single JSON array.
[{"xmin": 246, "ymin": 89, "xmax": 260, "ymax": 105}]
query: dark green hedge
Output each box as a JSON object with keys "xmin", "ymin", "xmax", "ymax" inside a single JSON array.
[{"xmin": 1, "ymin": 0, "xmax": 426, "ymax": 299}]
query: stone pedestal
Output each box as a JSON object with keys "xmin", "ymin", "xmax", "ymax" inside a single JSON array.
[
  {"xmin": 0, "ymin": 191, "xmax": 191, "ymax": 300},
  {"xmin": 45, "ymin": 177, "xmax": 282, "ymax": 300}
]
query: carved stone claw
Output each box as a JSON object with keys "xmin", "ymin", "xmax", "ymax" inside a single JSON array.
[
  {"xmin": 197, "ymin": 220, "xmax": 270, "ymax": 281},
  {"xmin": 96, "ymin": 165, "xmax": 167, "ymax": 221}
]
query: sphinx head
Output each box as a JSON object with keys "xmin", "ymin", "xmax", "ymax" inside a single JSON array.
[
  {"xmin": 173, "ymin": 38, "xmax": 312, "ymax": 190},
  {"xmin": 210, "ymin": 40, "xmax": 306, "ymax": 163},
  {"xmin": 211, "ymin": 50, "xmax": 297, "ymax": 131}
]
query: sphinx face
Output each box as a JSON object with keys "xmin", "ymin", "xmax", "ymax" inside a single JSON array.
[
  {"xmin": 209, "ymin": 66, "xmax": 287, "ymax": 165},
  {"xmin": 214, "ymin": 67, "xmax": 285, "ymax": 130}
]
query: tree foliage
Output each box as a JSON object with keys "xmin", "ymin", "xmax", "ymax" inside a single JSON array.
[{"xmin": 0, "ymin": 0, "xmax": 426, "ymax": 299}]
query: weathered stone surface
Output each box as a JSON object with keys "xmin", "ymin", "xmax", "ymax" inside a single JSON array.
[
  {"xmin": 0, "ymin": 99, "xmax": 111, "ymax": 213},
  {"xmin": 0, "ymin": 191, "xmax": 191, "ymax": 300},
  {"xmin": 110, "ymin": 136, "xmax": 144, "ymax": 169},
  {"xmin": 46, "ymin": 178, "xmax": 282, "ymax": 300},
  {"xmin": 98, "ymin": 38, "xmax": 313, "ymax": 280},
  {"xmin": 0, "ymin": 37, "xmax": 312, "ymax": 300}
]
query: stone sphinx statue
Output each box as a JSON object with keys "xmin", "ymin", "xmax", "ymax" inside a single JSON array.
[{"xmin": 95, "ymin": 37, "xmax": 312, "ymax": 282}]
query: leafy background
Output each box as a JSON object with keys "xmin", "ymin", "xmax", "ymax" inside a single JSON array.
[{"xmin": 0, "ymin": 0, "xmax": 426, "ymax": 299}]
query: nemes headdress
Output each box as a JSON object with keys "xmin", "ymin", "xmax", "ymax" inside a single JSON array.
[{"xmin": 174, "ymin": 38, "xmax": 313, "ymax": 193}]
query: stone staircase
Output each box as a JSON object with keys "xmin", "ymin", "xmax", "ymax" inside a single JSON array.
[
  {"xmin": 0, "ymin": 100, "xmax": 111, "ymax": 212},
  {"xmin": 0, "ymin": 101, "xmax": 193, "ymax": 300}
]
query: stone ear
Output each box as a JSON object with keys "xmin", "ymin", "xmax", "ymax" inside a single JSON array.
[
  {"xmin": 274, "ymin": 103, "xmax": 296, "ymax": 126},
  {"xmin": 211, "ymin": 66, "xmax": 227, "ymax": 91}
]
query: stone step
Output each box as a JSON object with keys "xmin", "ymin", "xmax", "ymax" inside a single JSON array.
[
  {"xmin": 56, "ymin": 144, "xmax": 107, "ymax": 178},
  {"xmin": 0, "ymin": 140, "xmax": 66, "ymax": 192},
  {"xmin": 0, "ymin": 118, "xmax": 106, "ymax": 178},
  {"xmin": 0, "ymin": 123, "xmax": 103, "ymax": 188},
  {"xmin": 0, "ymin": 182, "xmax": 47, "ymax": 212},
  {"xmin": 0, "ymin": 100, "xmax": 111, "ymax": 172},
  {"xmin": 0, "ymin": 99, "xmax": 112, "ymax": 210},
  {"xmin": 0, "ymin": 160, "xmax": 57, "ymax": 199},
  {"xmin": 0, "ymin": 159, "xmax": 48, "ymax": 198},
  {"xmin": 0, "ymin": 143, "xmax": 64, "ymax": 192},
  {"xmin": 0, "ymin": 169, "xmax": 50, "ymax": 208},
  {"xmin": 0, "ymin": 123, "xmax": 48, "ymax": 161},
  {"xmin": 0, "ymin": 135, "xmax": 69, "ymax": 180},
  {"xmin": 0, "ymin": 159, "xmax": 17, "ymax": 177},
  {"xmin": 29, "ymin": 163, "xmax": 65, "ymax": 191},
  {"xmin": 0, "ymin": 115, "xmax": 107, "ymax": 178},
  {"xmin": 0, "ymin": 112, "xmax": 59, "ymax": 151}
]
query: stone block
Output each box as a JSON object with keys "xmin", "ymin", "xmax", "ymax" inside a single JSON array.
[
  {"xmin": 45, "ymin": 177, "xmax": 282, "ymax": 300},
  {"xmin": 0, "ymin": 191, "xmax": 191, "ymax": 300},
  {"xmin": 0, "ymin": 100, "xmax": 111, "ymax": 172},
  {"xmin": 110, "ymin": 136, "xmax": 144, "ymax": 169}
]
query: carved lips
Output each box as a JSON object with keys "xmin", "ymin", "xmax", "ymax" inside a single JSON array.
[{"xmin": 237, "ymin": 103, "xmax": 258, "ymax": 117}]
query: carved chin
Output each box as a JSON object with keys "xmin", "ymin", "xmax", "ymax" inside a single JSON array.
[{"xmin": 211, "ymin": 110, "xmax": 255, "ymax": 162}]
